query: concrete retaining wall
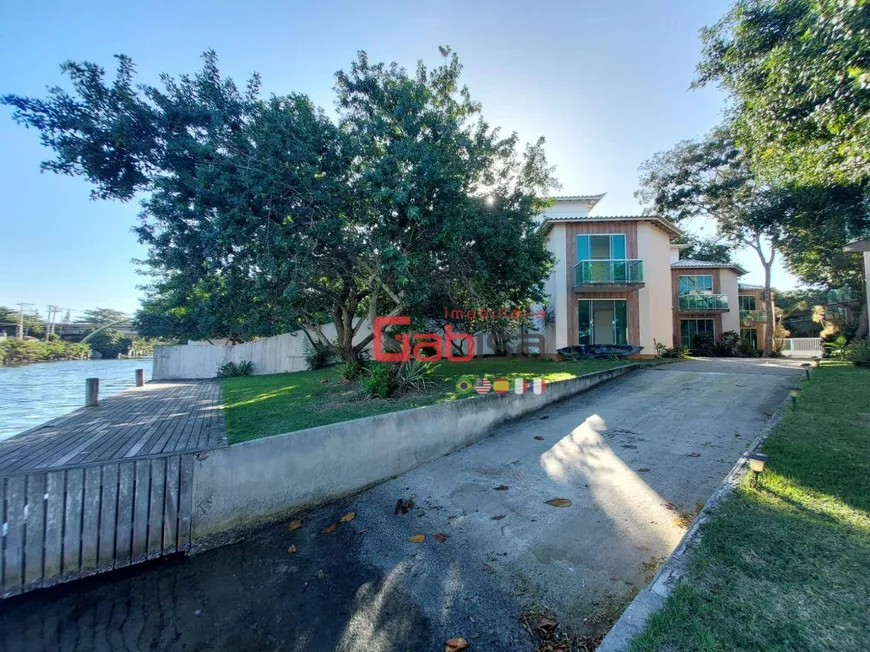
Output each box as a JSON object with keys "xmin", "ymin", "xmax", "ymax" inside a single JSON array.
[{"xmin": 190, "ymin": 364, "xmax": 638, "ymax": 541}]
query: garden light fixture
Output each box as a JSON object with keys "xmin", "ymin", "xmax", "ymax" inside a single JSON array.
[
  {"xmin": 790, "ymin": 387, "xmax": 801, "ymax": 406},
  {"xmin": 801, "ymin": 363, "xmax": 811, "ymax": 379},
  {"xmin": 746, "ymin": 452, "xmax": 769, "ymax": 488},
  {"xmin": 811, "ymin": 357, "xmax": 821, "ymax": 368}
]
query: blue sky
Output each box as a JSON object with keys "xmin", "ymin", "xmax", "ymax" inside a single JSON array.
[{"xmin": 0, "ymin": 0, "xmax": 798, "ymax": 318}]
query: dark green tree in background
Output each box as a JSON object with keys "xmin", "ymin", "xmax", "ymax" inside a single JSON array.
[{"xmin": 3, "ymin": 48, "xmax": 556, "ymax": 363}]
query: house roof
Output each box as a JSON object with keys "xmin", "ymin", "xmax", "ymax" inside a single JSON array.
[
  {"xmin": 844, "ymin": 238, "xmax": 870, "ymax": 253},
  {"xmin": 738, "ymin": 283, "xmax": 764, "ymax": 291},
  {"xmin": 551, "ymin": 193, "xmax": 606, "ymax": 207},
  {"xmin": 672, "ymin": 259, "xmax": 748, "ymax": 275},
  {"xmin": 540, "ymin": 214, "xmax": 682, "ymax": 238}
]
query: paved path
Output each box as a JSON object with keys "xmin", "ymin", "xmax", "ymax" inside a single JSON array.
[
  {"xmin": 0, "ymin": 381, "xmax": 226, "ymax": 474},
  {"xmin": 0, "ymin": 359, "xmax": 801, "ymax": 651}
]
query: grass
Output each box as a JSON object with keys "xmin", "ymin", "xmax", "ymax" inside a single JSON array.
[
  {"xmin": 222, "ymin": 357, "xmax": 637, "ymax": 444},
  {"xmin": 631, "ymin": 363, "xmax": 870, "ymax": 652}
]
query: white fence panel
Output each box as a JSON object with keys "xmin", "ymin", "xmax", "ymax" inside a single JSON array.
[{"xmin": 781, "ymin": 338, "xmax": 822, "ymax": 358}]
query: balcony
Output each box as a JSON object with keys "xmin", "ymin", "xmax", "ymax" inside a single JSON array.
[
  {"xmin": 678, "ymin": 293, "xmax": 729, "ymax": 312},
  {"xmin": 740, "ymin": 309, "xmax": 768, "ymax": 323},
  {"xmin": 573, "ymin": 259, "xmax": 644, "ymax": 291}
]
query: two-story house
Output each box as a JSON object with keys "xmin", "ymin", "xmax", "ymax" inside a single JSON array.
[{"xmin": 540, "ymin": 194, "xmax": 761, "ymax": 356}]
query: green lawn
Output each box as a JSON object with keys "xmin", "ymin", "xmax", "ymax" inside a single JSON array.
[
  {"xmin": 631, "ymin": 363, "xmax": 870, "ymax": 652},
  {"xmin": 222, "ymin": 357, "xmax": 635, "ymax": 444}
]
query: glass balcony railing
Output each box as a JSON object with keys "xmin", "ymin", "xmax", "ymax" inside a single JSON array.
[
  {"xmin": 574, "ymin": 259, "xmax": 644, "ymax": 286},
  {"xmin": 679, "ymin": 293, "xmax": 729, "ymax": 311},
  {"xmin": 740, "ymin": 309, "xmax": 768, "ymax": 322}
]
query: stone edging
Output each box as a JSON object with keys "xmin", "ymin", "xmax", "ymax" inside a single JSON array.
[{"xmin": 596, "ymin": 393, "xmax": 792, "ymax": 652}]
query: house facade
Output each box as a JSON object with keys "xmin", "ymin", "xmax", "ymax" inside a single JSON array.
[{"xmin": 540, "ymin": 195, "xmax": 768, "ymax": 356}]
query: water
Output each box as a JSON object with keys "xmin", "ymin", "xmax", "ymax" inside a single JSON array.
[{"xmin": 0, "ymin": 358, "xmax": 153, "ymax": 441}]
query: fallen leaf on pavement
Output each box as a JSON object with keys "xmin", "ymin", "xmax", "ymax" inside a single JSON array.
[
  {"xmin": 545, "ymin": 498, "xmax": 572, "ymax": 508},
  {"xmin": 394, "ymin": 498, "xmax": 414, "ymax": 515},
  {"xmin": 409, "ymin": 534, "xmax": 425, "ymax": 543},
  {"xmin": 494, "ymin": 485, "xmax": 509, "ymax": 491},
  {"xmin": 540, "ymin": 416, "xmax": 549, "ymax": 420},
  {"xmin": 622, "ymin": 444, "xmax": 637, "ymax": 449},
  {"xmin": 533, "ymin": 435, "xmax": 544, "ymax": 440},
  {"xmin": 315, "ymin": 569, "xmax": 327, "ymax": 579},
  {"xmin": 688, "ymin": 452, "xmax": 701, "ymax": 457},
  {"xmin": 445, "ymin": 637, "xmax": 469, "ymax": 651},
  {"xmin": 287, "ymin": 544, "xmax": 297, "ymax": 554},
  {"xmin": 288, "ymin": 519, "xmax": 302, "ymax": 531},
  {"xmin": 663, "ymin": 502, "xmax": 676, "ymax": 510},
  {"xmin": 636, "ymin": 468, "xmax": 650, "ymax": 472},
  {"xmin": 491, "ymin": 514, "xmax": 506, "ymax": 520},
  {"xmin": 321, "ymin": 524, "xmax": 337, "ymax": 534},
  {"xmin": 340, "ymin": 512, "xmax": 356, "ymax": 523},
  {"xmin": 536, "ymin": 617, "xmax": 558, "ymax": 639},
  {"xmin": 433, "ymin": 533, "xmax": 449, "ymax": 543}
]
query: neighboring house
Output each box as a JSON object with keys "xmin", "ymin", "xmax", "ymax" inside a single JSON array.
[
  {"xmin": 539, "ymin": 194, "xmax": 768, "ymax": 356},
  {"xmin": 735, "ymin": 283, "xmax": 775, "ymax": 351}
]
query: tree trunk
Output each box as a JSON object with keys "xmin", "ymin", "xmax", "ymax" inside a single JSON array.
[{"xmin": 762, "ymin": 261, "xmax": 775, "ymax": 357}]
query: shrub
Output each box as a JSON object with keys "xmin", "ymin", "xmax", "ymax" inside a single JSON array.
[
  {"xmin": 824, "ymin": 335, "xmax": 849, "ymax": 361},
  {"xmin": 361, "ymin": 362, "xmax": 394, "ymax": 398},
  {"xmin": 846, "ymin": 340, "xmax": 870, "ymax": 366},
  {"xmin": 659, "ymin": 344, "xmax": 689, "ymax": 359},
  {"xmin": 0, "ymin": 338, "xmax": 91, "ymax": 365},
  {"xmin": 738, "ymin": 338, "xmax": 761, "ymax": 357},
  {"xmin": 690, "ymin": 332, "xmax": 716, "ymax": 356},
  {"xmin": 304, "ymin": 340, "xmax": 333, "ymax": 370},
  {"xmin": 216, "ymin": 360, "xmax": 254, "ymax": 378},
  {"xmin": 713, "ymin": 330, "xmax": 740, "ymax": 357},
  {"xmin": 396, "ymin": 359, "xmax": 438, "ymax": 393},
  {"xmin": 338, "ymin": 359, "xmax": 365, "ymax": 380}
]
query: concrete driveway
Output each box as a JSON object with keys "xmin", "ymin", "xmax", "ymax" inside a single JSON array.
[{"xmin": 0, "ymin": 359, "xmax": 802, "ymax": 652}]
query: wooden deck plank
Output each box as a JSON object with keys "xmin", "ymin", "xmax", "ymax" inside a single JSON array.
[
  {"xmin": 115, "ymin": 463, "xmax": 135, "ymax": 568},
  {"xmin": 3, "ymin": 476, "xmax": 26, "ymax": 595},
  {"xmin": 62, "ymin": 468, "xmax": 84, "ymax": 576},
  {"xmin": 80, "ymin": 466, "xmax": 102, "ymax": 572},
  {"xmin": 147, "ymin": 458, "xmax": 166, "ymax": 558},
  {"xmin": 97, "ymin": 463, "xmax": 118, "ymax": 568},
  {"xmin": 23, "ymin": 473, "xmax": 46, "ymax": 586},
  {"xmin": 42, "ymin": 471, "xmax": 65, "ymax": 580},
  {"xmin": 162, "ymin": 456, "xmax": 180, "ymax": 554},
  {"xmin": 131, "ymin": 461, "xmax": 150, "ymax": 564}
]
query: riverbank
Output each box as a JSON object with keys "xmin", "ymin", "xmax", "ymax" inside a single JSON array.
[
  {"xmin": 0, "ymin": 338, "xmax": 91, "ymax": 365},
  {"xmin": 0, "ymin": 358, "xmax": 153, "ymax": 440}
]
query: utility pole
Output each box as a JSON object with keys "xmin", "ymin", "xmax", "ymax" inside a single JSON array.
[
  {"xmin": 45, "ymin": 305, "xmax": 60, "ymax": 341},
  {"xmin": 17, "ymin": 302, "xmax": 33, "ymax": 340}
]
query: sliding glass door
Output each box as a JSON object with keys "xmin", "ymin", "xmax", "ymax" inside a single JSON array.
[{"xmin": 578, "ymin": 300, "xmax": 628, "ymax": 345}]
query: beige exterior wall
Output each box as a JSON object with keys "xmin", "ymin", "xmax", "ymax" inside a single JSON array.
[
  {"xmin": 720, "ymin": 269, "xmax": 741, "ymax": 334},
  {"xmin": 637, "ymin": 221, "xmax": 675, "ymax": 353},
  {"xmin": 543, "ymin": 198, "xmax": 595, "ymax": 216},
  {"xmin": 547, "ymin": 223, "xmax": 570, "ymax": 350}
]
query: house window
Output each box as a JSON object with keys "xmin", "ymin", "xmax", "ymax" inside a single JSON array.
[
  {"xmin": 739, "ymin": 295, "xmax": 757, "ymax": 311},
  {"xmin": 577, "ymin": 234, "xmax": 626, "ymax": 261},
  {"xmin": 679, "ymin": 275, "xmax": 713, "ymax": 295},
  {"xmin": 680, "ymin": 318, "xmax": 715, "ymax": 348},
  {"xmin": 578, "ymin": 299, "xmax": 628, "ymax": 345}
]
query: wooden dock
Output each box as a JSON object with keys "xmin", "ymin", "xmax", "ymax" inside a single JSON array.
[
  {"xmin": 0, "ymin": 380, "xmax": 228, "ymax": 597},
  {"xmin": 0, "ymin": 380, "xmax": 226, "ymax": 473}
]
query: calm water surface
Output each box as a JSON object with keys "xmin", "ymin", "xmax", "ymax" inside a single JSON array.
[{"xmin": 0, "ymin": 358, "xmax": 153, "ymax": 441}]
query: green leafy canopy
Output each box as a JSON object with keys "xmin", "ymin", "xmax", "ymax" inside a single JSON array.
[{"xmin": 2, "ymin": 48, "xmax": 557, "ymax": 359}]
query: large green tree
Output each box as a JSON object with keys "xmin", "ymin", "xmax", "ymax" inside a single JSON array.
[
  {"xmin": 637, "ymin": 126, "xmax": 783, "ymax": 355},
  {"xmin": 697, "ymin": 0, "xmax": 870, "ymax": 188},
  {"xmin": 3, "ymin": 49, "xmax": 555, "ymax": 363}
]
